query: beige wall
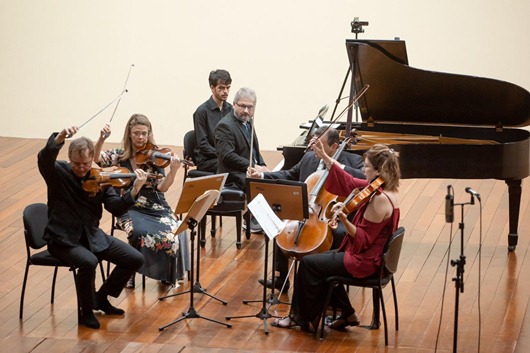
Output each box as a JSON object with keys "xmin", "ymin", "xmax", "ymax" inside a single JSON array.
[{"xmin": 1, "ymin": 0, "xmax": 529, "ymax": 151}]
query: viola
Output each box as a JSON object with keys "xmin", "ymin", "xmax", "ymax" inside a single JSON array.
[
  {"xmin": 82, "ymin": 167, "xmax": 135, "ymax": 196},
  {"xmin": 81, "ymin": 167, "xmax": 162, "ymax": 196},
  {"xmin": 328, "ymin": 177, "xmax": 384, "ymax": 229},
  {"xmin": 275, "ymin": 138, "xmax": 351, "ymax": 260},
  {"xmin": 135, "ymin": 142, "xmax": 192, "ymax": 168}
]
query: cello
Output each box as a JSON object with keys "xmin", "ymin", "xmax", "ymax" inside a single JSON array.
[{"xmin": 276, "ymin": 137, "xmax": 351, "ymax": 260}]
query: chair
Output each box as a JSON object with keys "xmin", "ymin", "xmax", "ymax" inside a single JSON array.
[
  {"xmin": 183, "ymin": 130, "xmax": 216, "ymax": 182},
  {"xmin": 201, "ymin": 187, "xmax": 250, "ymax": 249},
  {"xmin": 19, "ymin": 203, "xmax": 81, "ymax": 322},
  {"xmin": 318, "ymin": 226, "xmax": 406, "ymax": 345}
]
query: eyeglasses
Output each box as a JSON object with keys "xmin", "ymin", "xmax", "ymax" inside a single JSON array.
[
  {"xmin": 235, "ymin": 102, "xmax": 255, "ymax": 111},
  {"xmin": 132, "ymin": 131, "xmax": 149, "ymax": 137}
]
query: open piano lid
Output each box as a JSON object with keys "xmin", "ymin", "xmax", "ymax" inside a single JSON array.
[{"xmin": 347, "ymin": 39, "xmax": 530, "ymax": 127}]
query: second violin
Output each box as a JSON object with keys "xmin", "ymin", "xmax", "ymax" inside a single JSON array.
[{"xmin": 135, "ymin": 142, "xmax": 192, "ymax": 168}]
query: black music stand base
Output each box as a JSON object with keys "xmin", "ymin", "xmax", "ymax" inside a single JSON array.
[
  {"xmin": 159, "ymin": 217, "xmax": 231, "ymax": 331},
  {"xmin": 159, "ymin": 306, "xmax": 230, "ymax": 331},
  {"xmin": 225, "ymin": 236, "xmax": 282, "ymax": 334},
  {"xmin": 158, "ymin": 240, "xmax": 228, "ymax": 305}
]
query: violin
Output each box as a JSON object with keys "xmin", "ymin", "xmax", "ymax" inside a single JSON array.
[
  {"xmin": 135, "ymin": 142, "xmax": 193, "ymax": 168},
  {"xmin": 81, "ymin": 167, "xmax": 162, "ymax": 196},
  {"xmin": 328, "ymin": 177, "xmax": 384, "ymax": 229}
]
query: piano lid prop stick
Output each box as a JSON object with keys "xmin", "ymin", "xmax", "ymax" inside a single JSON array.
[
  {"xmin": 66, "ymin": 89, "xmax": 129, "ymax": 138},
  {"xmin": 305, "ymin": 84, "xmax": 369, "ymax": 152}
]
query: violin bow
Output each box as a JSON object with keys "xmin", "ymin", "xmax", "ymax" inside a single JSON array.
[
  {"xmin": 248, "ymin": 115, "xmax": 255, "ymax": 169},
  {"xmin": 305, "ymin": 84, "xmax": 369, "ymax": 151},
  {"xmin": 105, "ymin": 64, "xmax": 135, "ymax": 136},
  {"xmin": 66, "ymin": 89, "xmax": 128, "ymax": 138}
]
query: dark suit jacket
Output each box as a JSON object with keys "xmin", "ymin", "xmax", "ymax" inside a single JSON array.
[
  {"xmin": 215, "ymin": 111, "xmax": 265, "ymax": 190},
  {"xmin": 264, "ymin": 150, "xmax": 365, "ymax": 182},
  {"xmin": 38, "ymin": 133, "xmax": 135, "ymax": 252}
]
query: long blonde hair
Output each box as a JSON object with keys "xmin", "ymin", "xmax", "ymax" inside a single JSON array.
[{"xmin": 120, "ymin": 114, "xmax": 156, "ymax": 162}]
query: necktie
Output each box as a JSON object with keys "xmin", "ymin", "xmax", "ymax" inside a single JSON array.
[{"xmin": 243, "ymin": 123, "xmax": 251, "ymax": 139}]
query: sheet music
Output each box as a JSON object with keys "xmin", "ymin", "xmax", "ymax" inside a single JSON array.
[{"xmin": 247, "ymin": 193, "xmax": 286, "ymax": 240}]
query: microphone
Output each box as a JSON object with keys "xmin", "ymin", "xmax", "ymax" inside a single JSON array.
[
  {"xmin": 445, "ymin": 185, "xmax": 454, "ymax": 223},
  {"xmin": 465, "ymin": 187, "xmax": 481, "ymax": 201}
]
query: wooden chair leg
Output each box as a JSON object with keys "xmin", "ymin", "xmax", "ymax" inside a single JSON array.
[
  {"xmin": 235, "ymin": 212, "xmax": 242, "ymax": 249},
  {"xmin": 210, "ymin": 215, "xmax": 217, "ymax": 236},
  {"xmin": 199, "ymin": 218, "xmax": 207, "ymax": 248},
  {"xmin": 244, "ymin": 211, "xmax": 251, "ymax": 240}
]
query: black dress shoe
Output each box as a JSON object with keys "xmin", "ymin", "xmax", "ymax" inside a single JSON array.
[
  {"xmin": 95, "ymin": 292, "xmax": 125, "ymax": 315},
  {"xmin": 249, "ymin": 217, "xmax": 263, "ymax": 233},
  {"xmin": 258, "ymin": 277, "xmax": 290, "ymax": 293},
  {"xmin": 80, "ymin": 311, "xmax": 100, "ymax": 329}
]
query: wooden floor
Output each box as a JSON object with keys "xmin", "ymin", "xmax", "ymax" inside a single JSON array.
[{"xmin": 2, "ymin": 136, "xmax": 530, "ymax": 353}]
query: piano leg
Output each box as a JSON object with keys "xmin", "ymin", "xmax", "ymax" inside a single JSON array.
[{"xmin": 506, "ymin": 179, "xmax": 522, "ymax": 252}]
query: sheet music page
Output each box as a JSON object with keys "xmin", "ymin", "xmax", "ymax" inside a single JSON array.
[{"xmin": 247, "ymin": 193, "xmax": 286, "ymax": 240}]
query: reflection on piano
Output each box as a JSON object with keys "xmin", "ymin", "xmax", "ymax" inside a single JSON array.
[{"xmin": 279, "ymin": 39, "xmax": 530, "ymax": 251}]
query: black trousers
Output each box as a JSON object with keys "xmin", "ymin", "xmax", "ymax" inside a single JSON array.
[
  {"xmin": 197, "ymin": 158, "xmax": 218, "ymax": 173},
  {"xmin": 274, "ymin": 221, "xmax": 347, "ymax": 279},
  {"xmin": 48, "ymin": 236, "xmax": 144, "ymax": 312},
  {"xmin": 290, "ymin": 249, "xmax": 354, "ymax": 326}
]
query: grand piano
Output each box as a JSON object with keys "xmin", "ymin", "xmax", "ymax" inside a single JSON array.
[{"xmin": 280, "ymin": 39, "xmax": 530, "ymax": 251}]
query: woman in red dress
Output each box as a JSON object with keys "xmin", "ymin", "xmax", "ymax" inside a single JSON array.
[{"xmin": 272, "ymin": 141, "xmax": 401, "ymax": 332}]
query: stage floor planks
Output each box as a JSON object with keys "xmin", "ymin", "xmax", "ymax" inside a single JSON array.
[{"xmin": 1, "ymin": 136, "xmax": 530, "ymax": 353}]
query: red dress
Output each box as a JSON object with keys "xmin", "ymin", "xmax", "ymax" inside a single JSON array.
[{"xmin": 325, "ymin": 163, "xmax": 400, "ymax": 278}]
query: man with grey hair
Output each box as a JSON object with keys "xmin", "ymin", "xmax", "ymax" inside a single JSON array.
[{"xmin": 215, "ymin": 87, "xmax": 268, "ymax": 191}]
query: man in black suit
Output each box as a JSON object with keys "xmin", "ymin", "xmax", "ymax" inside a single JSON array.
[
  {"xmin": 38, "ymin": 126, "xmax": 146, "ymax": 329},
  {"xmin": 215, "ymin": 87, "xmax": 268, "ymax": 190},
  {"xmin": 247, "ymin": 127, "xmax": 364, "ymax": 292},
  {"xmin": 193, "ymin": 69, "xmax": 233, "ymax": 172}
]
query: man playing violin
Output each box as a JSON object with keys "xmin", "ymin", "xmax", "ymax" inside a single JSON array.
[
  {"xmin": 38, "ymin": 126, "xmax": 146, "ymax": 329},
  {"xmin": 247, "ymin": 127, "xmax": 365, "ymax": 293}
]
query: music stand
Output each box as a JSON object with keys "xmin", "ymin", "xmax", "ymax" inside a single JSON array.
[
  {"xmin": 225, "ymin": 178, "xmax": 308, "ymax": 334},
  {"xmin": 159, "ymin": 190, "xmax": 231, "ymax": 330},
  {"xmin": 160, "ymin": 173, "xmax": 228, "ymax": 305},
  {"xmin": 174, "ymin": 173, "xmax": 227, "ymax": 214}
]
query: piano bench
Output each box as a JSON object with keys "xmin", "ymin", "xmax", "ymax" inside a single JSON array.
[{"xmin": 199, "ymin": 187, "xmax": 250, "ymax": 249}]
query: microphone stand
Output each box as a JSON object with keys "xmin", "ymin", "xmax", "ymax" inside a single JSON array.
[{"xmin": 450, "ymin": 195, "xmax": 474, "ymax": 353}]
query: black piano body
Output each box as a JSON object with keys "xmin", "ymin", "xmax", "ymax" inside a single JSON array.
[{"xmin": 280, "ymin": 39, "xmax": 530, "ymax": 251}]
